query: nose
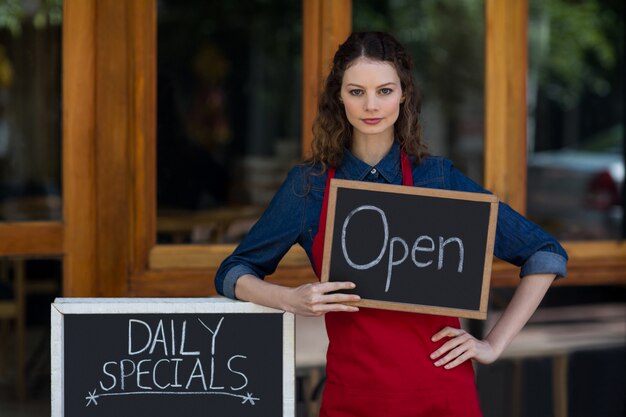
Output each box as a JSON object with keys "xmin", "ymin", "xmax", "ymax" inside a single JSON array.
[{"xmin": 364, "ymin": 93, "xmax": 379, "ymax": 112}]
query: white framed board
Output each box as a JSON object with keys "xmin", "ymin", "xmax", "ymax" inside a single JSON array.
[{"xmin": 51, "ymin": 298, "xmax": 295, "ymax": 417}]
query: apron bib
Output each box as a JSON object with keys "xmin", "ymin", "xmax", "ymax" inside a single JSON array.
[{"xmin": 311, "ymin": 151, "xmax": 483, "ymax": 417}]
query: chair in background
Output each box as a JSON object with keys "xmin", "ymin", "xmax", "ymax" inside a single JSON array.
[{"xmin": 0, "ymin": 258, "xmax": 26, "ymax": 401}]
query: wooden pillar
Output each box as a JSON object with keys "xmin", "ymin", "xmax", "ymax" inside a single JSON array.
[
  {"xmin": 485, "ymin": 0, "xmax": 528, "ymax": 213},
  {"xmin": 94, "ymin": 0, "xmax": 131, "ymax": 296},
  {"xmin": 128, "ymin": 0, "xmax": 157, "ymax": 277},
  {"xmin": 302, "ymin": 0, "xmax": 352, "ymax": 158},
  {"xmin": 63, "ymin": 0, "xmax": 98, "ymax": 296},
  {"xmin": 64, "ymin": 0, "xmax": 138, "ymax": 296}
]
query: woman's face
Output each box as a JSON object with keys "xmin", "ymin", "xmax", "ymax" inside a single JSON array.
[{"xmin": 340, "ymin": 58, "xmax": 403, "ymax": 141}]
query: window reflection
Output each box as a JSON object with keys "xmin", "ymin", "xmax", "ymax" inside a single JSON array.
[
  {"xmin": 0, "ymin": 1, "xmax": 62, "ymax": 222},
  {"xmin": 353, "ymin": 0, "xmax": 485, "ymax": 183},
  {"xmin": 157, "ymin": 0, "xmax": 302, "ymax": 244},
  {"xmin": 527, "ymin": 0, "xmax": 624, "ymax": 240}
]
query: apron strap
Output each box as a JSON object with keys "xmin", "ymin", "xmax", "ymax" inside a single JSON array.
[
  {"xmin": 318, "ymin": 165, "xmax": 336, "ymax": 245},
  {"xmin": 401, "ymin": 150, "xmax": 414, "ymax": 186},
  {"xmin": 313, "ymin": 149, "xmax": 412, "ymax": 277},
  {"xmin": 312, "ymin": 166, "xmax": 335, "ymax": 277}
]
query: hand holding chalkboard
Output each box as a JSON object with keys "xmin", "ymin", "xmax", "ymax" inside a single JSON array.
[
  {"xmin": 284, "ymin": 281, "xmax": 361, "ymax": 316},
  {"xmin": 320, "ymin": 179, "xmax": 498, "ymax": 319}
]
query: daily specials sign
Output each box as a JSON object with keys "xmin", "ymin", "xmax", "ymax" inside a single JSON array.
[
  {"xmin": 51, "ymin": 298, "xmax": 294, "ymax": 417},
  {"xmin": 320, "ymin": 179, "xmax": 499, "ymax": 319}
]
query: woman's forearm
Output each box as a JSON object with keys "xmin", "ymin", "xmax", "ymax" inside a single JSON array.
[
  {"xmin": 430, "ymin": 273, "xmax": 556, "ymax": 369},
  {"xmin": 484, "ymin": 273, "xmax": 556, "ymax": 355},
  {"xmin": 234, "ymin": 274, "xmax": 361, "ymax": 316},
  {"xmin": 234, "ymin": 274, "xmax": 291, "ymax": 311}
]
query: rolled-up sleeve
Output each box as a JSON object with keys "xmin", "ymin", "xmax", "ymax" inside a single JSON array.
[
  {"xmin": 214, "ymin": 167, "xmax": 306, "ymax": 298},
  {"xmin": 222, "ymin": 264, "xmax": 258, "ymax": 300},
  {"xmin": 444, "ymin": 159, "xmax": 568, "ymax": 279},
  {"xmin": 520, "ymin": 251, "xmax": 567, "ymax": 278}
]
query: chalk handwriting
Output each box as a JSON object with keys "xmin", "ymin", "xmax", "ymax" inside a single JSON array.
[
  {"xmin": 198, "ymin": 317, "xmax": 226, "ymax": 390},
  {"xmin": 128, "ymin": 319, "xmax": 199, "ymax": 356},
  {"xmin": 85, "ymin": 388, "xmax": 260, "ymax": 407},
  {"xmin": 89, "ymin": 317, "xmax": 256, "ymax": 407},
  {"xmin": 341, "ymin": 205, "xmax": 388, "ymax": 270},
  {"xmin": 341, "ymin": 204, "xmax": 465, "ymax": 292}
]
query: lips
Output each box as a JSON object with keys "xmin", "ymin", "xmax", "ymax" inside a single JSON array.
[{"xmin": 362, "ymin": 118, "xmax": 383, "ymax": 125}]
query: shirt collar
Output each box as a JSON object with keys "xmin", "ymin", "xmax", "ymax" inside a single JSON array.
[{"xmin": 339, "ymin": 140, "xmax": 401, "ymax": 183}]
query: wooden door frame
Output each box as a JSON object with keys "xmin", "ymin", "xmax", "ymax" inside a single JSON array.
[
  {"xmin": 63, "ymin": 0, "xmax": 626, "ymax": 297},
  {"xmin": 64, "ymin": 0, "xmax": 139, "ymax": 296}
]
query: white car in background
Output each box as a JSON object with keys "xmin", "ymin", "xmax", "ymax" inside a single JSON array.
[{"xmin": 527, "ymin": 133, "xmax": 624, "ymax": 240}]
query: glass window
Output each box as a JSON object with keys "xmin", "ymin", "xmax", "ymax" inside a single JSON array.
[
  {"xmin": 353, "ymin": 0, "xmax": 486, "ymax": 184},
  {"xmin": 0, "ymin": 256, "xmax": 61, "ymax": 412},
  {"xmin": 0, "ymin": 1, "xmax": 62, "ymax": 222},
  {"xmin": 157, "ymin": 1, "xmax": 302, "ymax": 244},
  {"xmin": 527, "ymin": 0, "xmax": 624, "ymax": 240}
]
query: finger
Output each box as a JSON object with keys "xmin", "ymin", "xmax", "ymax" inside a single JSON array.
[
  {"xmin": 430, "ymin": 333, "xmax": 470, "ymax": 359},
  {"xmin": 314, "ymin": 281, "xmax": 356, "ymax": 293},
  {"xmin": 434, "ymin": 341, "xmax": 472, "ymax": 367},
  {"xmin": 443, "ymin": 350, "xmax": 474, "ymax": 370},
  {"xmin": 306, "ymin": 289, "xmax": 359, "ymax": 305},
  {"xmin": 312, "ymin": 303, "xmax": 359, "ymax": 314},
  {"xmin": 319, "ymin": 293, "xmax": 361, "ymax": 304},
  {"xmin": 431, "ymin": 326, "xmax": 464, "ymax": 342}
]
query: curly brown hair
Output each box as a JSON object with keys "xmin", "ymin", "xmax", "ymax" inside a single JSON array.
[{"xmin": 310, "ymin": 32, "xmax": 428, "ymax": 170}]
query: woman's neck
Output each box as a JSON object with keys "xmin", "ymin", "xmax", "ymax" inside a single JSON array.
[{"xmin": 350, "ymin": 132, "xmax": 394, "ymax": 166}]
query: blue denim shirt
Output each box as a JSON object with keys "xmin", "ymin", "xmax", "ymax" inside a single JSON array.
[{"xmin": 215, "ymin": 142, "xmax": 568, "ymax": 299}]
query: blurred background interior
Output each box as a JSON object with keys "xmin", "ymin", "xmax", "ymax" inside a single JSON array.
[{"xmin": 0, "ymin": 0, "xmax": 624, "ymax": 416}]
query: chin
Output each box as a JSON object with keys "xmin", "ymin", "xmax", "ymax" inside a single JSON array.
[{"xmin": 357, "ymin": 124, "xmax": 394, "ymax": 137}]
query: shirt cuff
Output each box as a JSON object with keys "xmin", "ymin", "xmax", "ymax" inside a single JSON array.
[
  {"xmin": 520, "ymin": 251, "xmax": 567, "ymax": 279},
  {"xmin": 223, "ymin": 264, "xmax": 259, "ymax": 300}
]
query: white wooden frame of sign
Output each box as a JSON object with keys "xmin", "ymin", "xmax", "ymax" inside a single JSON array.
[{"xmin": 50, "ymin": 298, "xmax": 295, "ymax": 417}]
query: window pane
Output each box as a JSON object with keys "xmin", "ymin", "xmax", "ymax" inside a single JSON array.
[
  {"xmin": 157, "ymin": 1, "xmax": 302, "ymax": 244},
  {"xmin": 0, "ymin": 1, "xmax": 62, "ymax": 222},
  {"xmin": 0, "ymin": 256, "xmax": 61, "ymax": 413},
  {"xmin": 353, "ymin": 0, "xmax": 486, "ymax": 184},
  {"xmin": 527, "ymin": 0, "xmax": 624, "ymax": 240}
]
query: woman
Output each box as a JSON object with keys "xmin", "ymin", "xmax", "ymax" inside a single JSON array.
[{"xmin": 215, "ymin": 32, "xmax": 567, "ymax": 416}]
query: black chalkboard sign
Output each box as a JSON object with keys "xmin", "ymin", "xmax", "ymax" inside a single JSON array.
[
  {"xmin": 320, "ymin": 179, "xmax": 498, "ymax": 319},
  {"xmin": 51, "ymin": 299, "xmax": 294, "ymax": 417}
]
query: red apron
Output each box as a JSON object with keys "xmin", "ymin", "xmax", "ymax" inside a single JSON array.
[{"xmin": 311, "ymin": 151, "xmax": 483, "ymax": 417}]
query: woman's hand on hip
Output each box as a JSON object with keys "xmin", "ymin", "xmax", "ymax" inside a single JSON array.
[
  {"xmin": 429, "ymin": 327, "xmax": 500, "ymax": 369},
  {"xmin": 283, "ymin": 282, "xmax": 360, "ymax": 316}
]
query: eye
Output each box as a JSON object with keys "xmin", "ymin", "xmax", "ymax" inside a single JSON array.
[
  {"xmin": 379, "ymin": 88, "xmax": 393, "ymax": 95},
  {"xmin": 349, "ymin": 89, "xmax": 364, "ymax": 96}
]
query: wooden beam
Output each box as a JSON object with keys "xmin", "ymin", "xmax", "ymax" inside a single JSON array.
[
  {"xmin": 302, "ymin": 0, "xmax": 321, "ymax": 159},
  {"xmin": 130, "ymin": 267, "xmax": 317, "ymax": 297},
  {"xmin": 133, "ymin": 253, "xmax": 626, "ymax": 296},
  {"xmin": 63, "ymin": 0, "xmax": 98, "ymax": 296},
  {"xmin": 485, "ymin": 0, "xmax": 528, "ymax": 213},
  {"xmin": 0, "ymin": 223, "xmax": 62, "ymax": 256},
  {"xmin": 149, "ymin": 244, "xmax": 311, "ymax": 270},
  {"xmin": 143, "ymin": 240, "xmax": 626, "ymax": 294},
  {"xmin": 131, "ymin": 270, "xmax": 216, "ymax": 297},
  {"xmin": 149, "ymin": 241, "xmax": 626, "ymax": 272},
  {"xmin": 93, "ymin": 0, "xmax": 131, "ymax": 296},
  {"xmin": 128, "ymin": 0, "xmax": 157, "ymax": 275},
  {"xmin": 319, "ymin": 0, "xmax": 352, "ymax": 79}
]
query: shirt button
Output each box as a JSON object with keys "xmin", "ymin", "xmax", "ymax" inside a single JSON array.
[{"xmin": 370, "ymin": 168, "xmax": 377, "ymax": 175}]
